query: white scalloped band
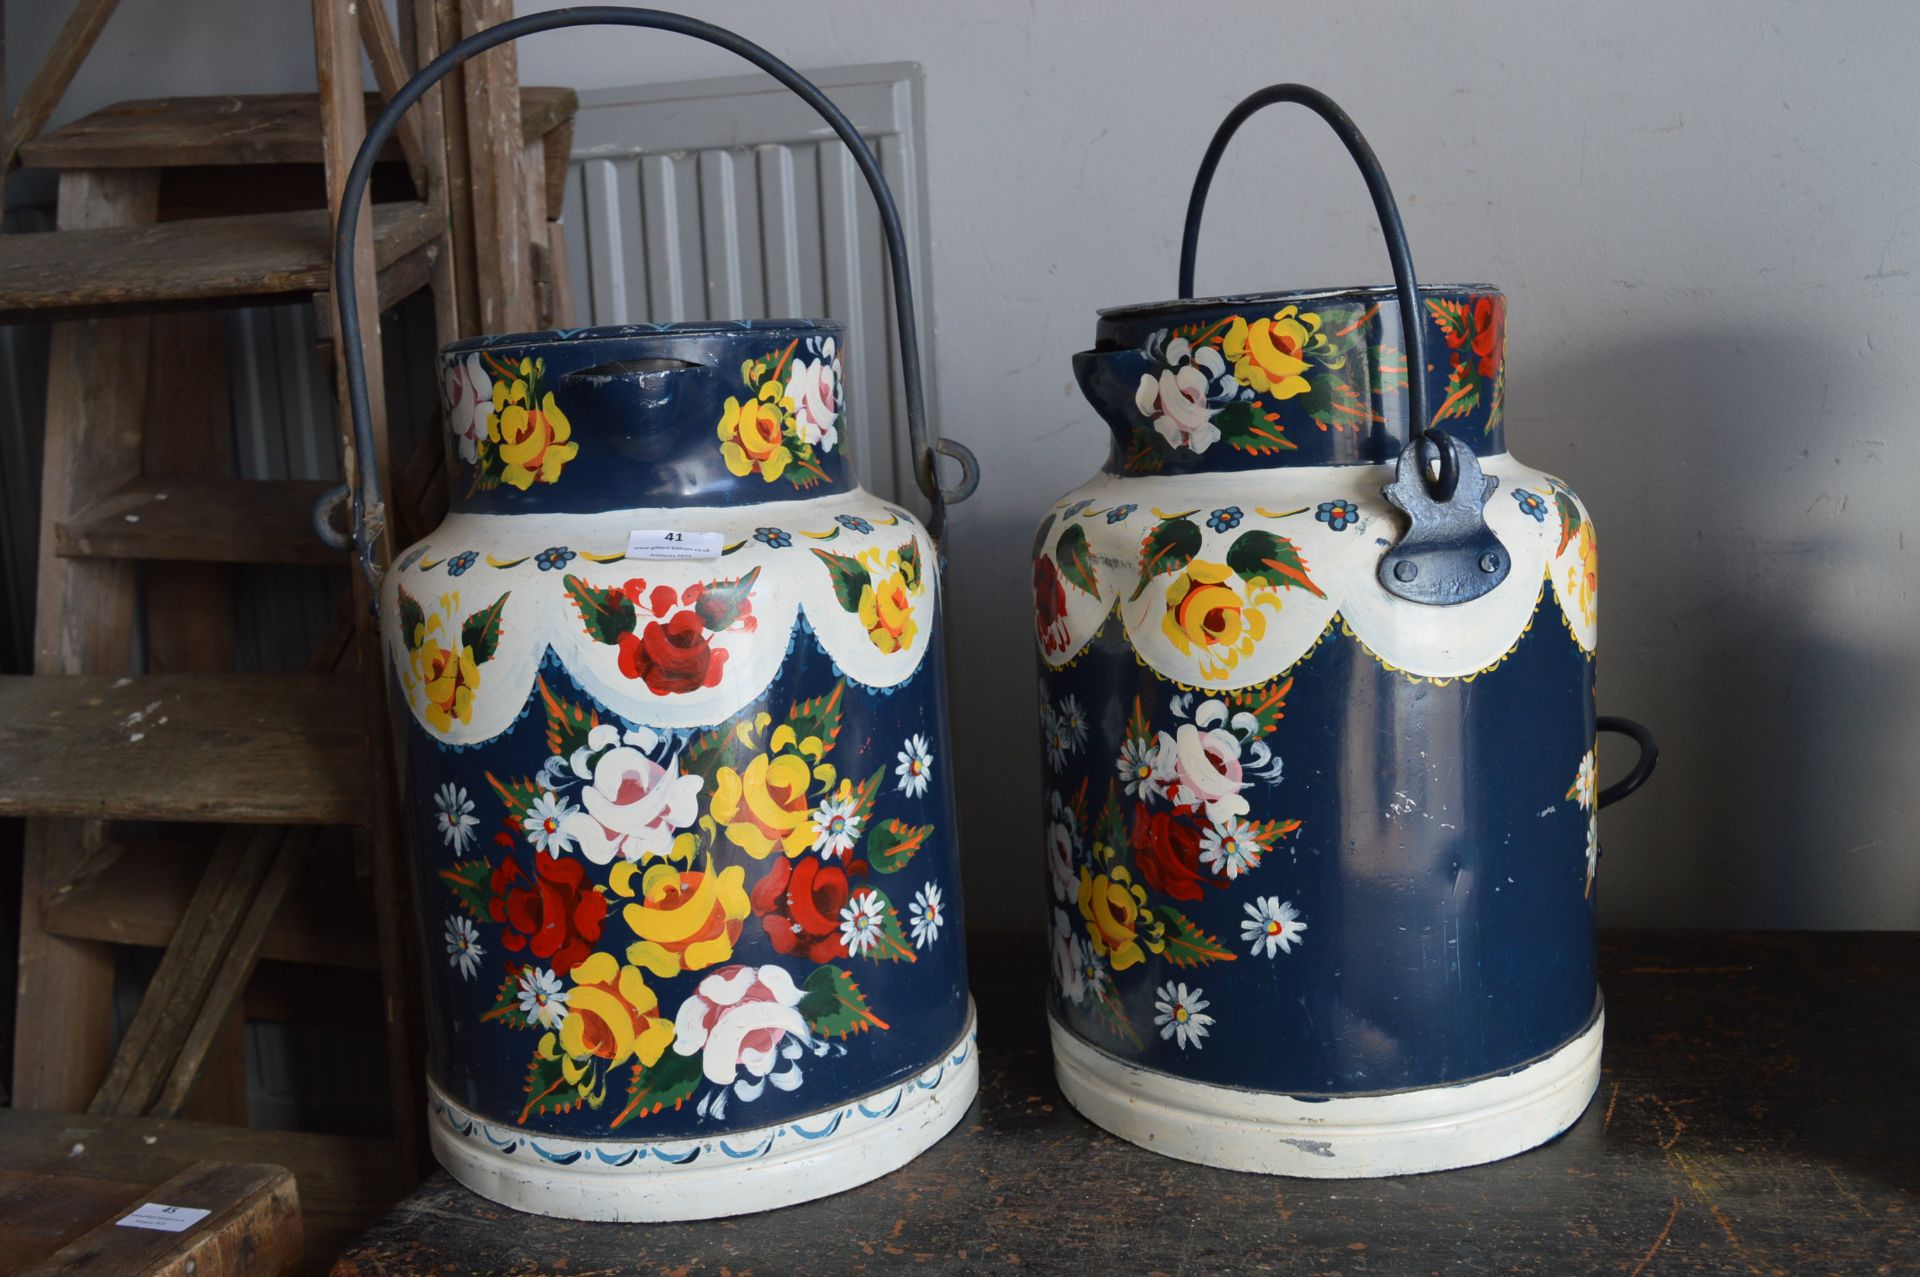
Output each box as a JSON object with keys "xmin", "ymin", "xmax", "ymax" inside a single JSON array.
[
  {"xmin": 385, "ymin": 493, "xmax": 937, "ymax": 744},
  {"xmin": 1037, "ymin": 455, "xmax": 1595, "ymax": 687}
]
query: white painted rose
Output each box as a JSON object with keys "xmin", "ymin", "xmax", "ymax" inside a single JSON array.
[
  {"xmin": 671, "ymin": 964, "xmax": 810, "ymax": 1087},
  {"xmin": 787, "ymin": 344, "xmax": 841, "ymax": 452},
  {"xmin": 1158, "ymin": 722, "xmax": 1251, "ymax": 825},
  {"xmin": 445, "ymin": 353, "xmax": 491, "ymax": 462},
  {"xmin": 559, "ymin": 741, "xmax": 701, "ymax": 864}
]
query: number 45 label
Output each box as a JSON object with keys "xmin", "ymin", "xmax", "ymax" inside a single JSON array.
[{"xmin": 626, "ymin": 529, "xmax": 724, "ymax": 561}]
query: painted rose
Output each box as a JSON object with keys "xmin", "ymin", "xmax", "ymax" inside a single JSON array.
[
  {"xmin": 1223, "ymin": 306, "xmax": 1323, "ymax": 399},
  {"xmin": 550, "ymin": 952, "xmax": 675, "ymax": 1087},
  {"xmin": 709, "ymin": 726, "xmax": 823, "ymax": 859},
  {"xmin": 786, "ymin": 342, "xmax": 841, "ymax": 452},
  {"xmin": 857, "ymin": 554, "xmax": 918, "ymax": 655},
  {"xmin": 1034, "ymin": 555, "xmax": 1071, "ymax": 655},
  {"xmin": 1159, "ymin": 720, "xmax": 1251, "ymax": 826},
  {"xmin": 1051, "ymin": 908, "xmax": 1088, "ymax": 1004},
  {"xmin": 749, "ymin": 855, "xmax": 853, "ymax": 963},
  {"xmin": 1568, "ymin": 522, "xmax": 1598, "ymax": 626},
  {"xmin": 1077, "ymin": 865, "xmax": 1153, "ymax": 972},
  {"xmin": 444, "ymin": 353, "xmax": 491, "ymax": 462},
  {"xmin": 416, "ymin": 634, "xmax": 479, "ymax": 732},
  {"xmin": 1131, "ymin": 807, "xmax": 1214, "ymax": 902},
  {"xmin": 616, "ymin": 579, "xmax": 740, "ymax": 695},
  {"xmin": 1045, "ymin": 791, "xmax": 1079, "ymax": 903},
  {"xmin": 560, "ymin": 740, "xmax": 702, "ymax": 865},
  {"xmin": 1469, "ymin": 294, "xmax": 1505, "ymax": 380},
  {"xmin": 718, "ymin": 382, "xmax": 793, "ymax": 481},
  {"xmin": 1135, "ymin": 337, "xmax": 1233, "ymax": 453},
  {"xmin": 613, "ymin": 857, "xmax": 751, "ymax": 979},
  {"xmin": 671, "ymin": 964, "xmax": 811, "ymax": 1088},
  {"xmin": 488, "ymin": 851, "xmax": 607, "ymax": 977},
  {"xmin": 1161, "ymin": 559, "xmax": 1267, "ymax": 676},
  {"xmin": 489, "ymin": 358, "xmax": 578, "ymax": 489}
]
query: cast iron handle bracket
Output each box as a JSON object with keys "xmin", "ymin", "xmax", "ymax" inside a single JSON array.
[
  {"xmin": 1597, "ymin": 716, "xmax": 1658, "ymax": 808},
  {"xmin": 314, "ymin": 5, "xmax": 977, "ymax": 592},
  {"xmin": 1178, "ymin": 83, "xmax": 1508, "ymax": 606}
]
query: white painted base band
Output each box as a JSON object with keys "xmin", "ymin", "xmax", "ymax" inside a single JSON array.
[
  {"xmin": 429, "ymin": 1005, "xmax": 978, "ymax": 1221},
  {"xmin": 1051, "ymin": 1005, "xmax": 1603, "ymax": 1178}
]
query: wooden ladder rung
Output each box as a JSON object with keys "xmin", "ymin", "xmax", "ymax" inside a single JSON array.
[
  {"xmin": 20, "ymin": 87, "xmax": 577, "ymax": 170},
  {"xmin": 0, "ymin": 200, "xmax": 439, "ymax": 322},
  {"xmin": 55, "ymin": 476, "xmax": 345, "ymax": 565},
  {"xmin": 0, "ymin": 673, "xmax": 370, "ymax": 825}
]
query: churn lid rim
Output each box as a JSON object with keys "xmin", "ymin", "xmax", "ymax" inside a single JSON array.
[
  {"xmin": 1096, "ymin": 281, "xmax": 1503, "ymax": 328},
  {"xmin": 440, "ymin": 316, "xmax": 844, "ymax": 357}
]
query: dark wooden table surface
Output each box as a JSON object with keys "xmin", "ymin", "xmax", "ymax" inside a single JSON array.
[{"xmin": 332, "ymin": 931, "xmax": 1918, "ymax": 1275}]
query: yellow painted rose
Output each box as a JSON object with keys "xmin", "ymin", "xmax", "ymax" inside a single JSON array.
[
  {"xmin": 855, "ymin": 549, "xmax": 918, "ymax": 654},
  {"xmin": 1568, "ymin": 523, "xmax": 1598, "ymax": 625},
  {"xmin": 1222, "ymin": 305, "xmax": 1323, "ymax": 399},
  {"xmin": 709, "ymin": 723, "xmax": 832, "ymax": 858},
  {"xmin": 718, "ymin": 382, "xmax": 793, "ymax": 481},
  {"xmin": 1077, "ymin": 865, "xmax": 1152, "ymax": 971},
  {"xmin": 1161, "ymin": 559, "xmax": 1268, "ymax": 677},
  {"xmin": 489, "ymin": 358, "xmax": 578, "ymax": 489},
  {"xmin": 553, "ymin": 952, "xmax": 675, "ymax": 1081},
  {"xmin": 612, "ymin": 857, "xmax": 751, "ymax": 978},
  {"xmin": 407, "ymin": 608, "xmax": 478, "ymax": 732}
]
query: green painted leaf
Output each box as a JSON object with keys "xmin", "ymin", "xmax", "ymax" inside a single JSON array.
[
  {"xmin": 1056, "ymin": 523, "xmax": 1100, "ymax": 595},
  {"xmin": 1126, "ymin": 695, "xmax": 1153, "ymax": 745},
  {"xmin": 1151, "ymin": 906, "xmax": 1237, "ymax": 967},
  {"xmin": 693, "ymin": 564, "xmax": 760, "ymax": 631},
  {"xmin": 783, "ymin": 681, "xmax": 846, "ymax": 753},
  {"xmin": 539, "ymin": 677, "xmax": 598, "ymax": 761},
  {"xmin": 845, "ymin": 767, "xmax": 886, "ymax": 833},
  {"xmin": 397, "ymin": 586, "xmax": 426, "ymax": 650},
  {"xmin": 1213, "ymin": 399, "xmax": 1298, "ymax": 453},
  {"xmin": 1225, "ymin": 529, "xmax": 1327, "ymax": 599},
  {"xmin": 1091, "ymin": 780, "xmax": 1128, "ymax": 864},
  {"xmin": 896, "ymin": 539, "xmax": 923, "ymax": 592},
  {"xmin": 1426, "ymin": 296, "xmax": 1473, "ymax": 344},
  {"xmin": 798, "ymin": 964, "xmax": 885, "ymax": 1038},
  {"xmin": 1088, "ymin": 976, "xmax": 1144, "ymax": 1048},
  {"xmin": 519, "ymin": 1049, "xmax": 584, "ymax": 1122},
  {"xmin": 1228, "ymin": 676, "xmax": 1294, "ymax": 739},
  {"xmin": 1124, "ymin": 428, "xmax": 1166, "ymax": 474},
  {"xmin": 1130, "ymin": 516, "xmax": 1203, "ymax": 600},
  {"xmin": 441, "ymin": 857, "xmax": 493, "ymax": 921},
  {"xmin": 1249, "ymin": 818, "xmax": 1302, "ymax": 851},
  {"xmin": 1431, "ymin": 357, "xmax": 1482, "ymax": 423},
  {"xmin": 866, "ymin": 818, "xmax": 934, "ymax": 874},
  {"xmin": 848, "ymin": 887, "xmax": 916, "ymax": 964},
  {"xmin": 480, "ymin": 965, "xmax": 524, "ymax": 1024},
  {"xmin": 610, "ymin": 1048, "xmax": 702, "ymax": 1127},
  {"xmin": 563, "ymin": 574, "xmax": 634, "ymax": 645},
  {"xmin": 810, "ymin": 549, "xmax": 870, "ymax": 613},
  {"xmin": 487, "ymin": 773, "xmax": 543, "ymax": 825},
  {"xmin": 1553, "ymin": 488, "xmax": 1584, "ymax": 556},
  {"xmin": 461, "ymin": 591, "xmax": 510, "ymax": 664}
]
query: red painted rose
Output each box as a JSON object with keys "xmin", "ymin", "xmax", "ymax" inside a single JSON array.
[
  {"xmin": 1034, "ymin": 555, "xmax": 1070, "ymax": 655},
  {"xmin": 617, "ymin": 610, "xmax": 728, "ymax": 695},
  {"xmin": 1131, "ymin": 806, "xmax": 1213, "ymax": 902},
  {"xmin": 487, "ymin": 851, "xmax": 607, "ymax": 975},
  {"xmin": 1471, "ymin": 295, "xmax": 1504, "ymax": 380},
  {"xmin": 750, "ymin": 855, "xmax": 853, "ymax": 963}
]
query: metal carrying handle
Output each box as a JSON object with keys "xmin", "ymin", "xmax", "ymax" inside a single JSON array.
[
  {"xmin": 316, "ymin": 5, "xmax": 978, "ymax": 589},
  {"xmin": 1596, "ymin": 716, "xmax": 1658, "ymax": 807},
  {"xmin": 1177, "ymin": 84, "xmax": 1455, "ymax": 501}
]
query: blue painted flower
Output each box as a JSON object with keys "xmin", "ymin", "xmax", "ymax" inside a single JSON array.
[
  {"xmin": 1205, "ymin": 506, "xmax": 1244, "ymax": 534},
  {"xmin": 835, "ymin": 514, "xmax": 874, "ymax": 534},
  {"xmin": 1105, "ymin": 503, "xmax": 1139, "ymax": 524},
  {"xmin": 1513, "ymin": 489, "xmax": 1549, "ymax": 522},
  {"xmin": 534, "ymin": 546, "xmax": 576, "ymax": 572},
  {"xmin": 447, "ymin": 550, "xmax": 478, "ymax": 576},
  {"xmin": 1063, "ymin": 499, "xmax": 1094, "ymax": 518},
  {"xmin": 754, "ymin": 527, "xmax": 793, "ymax": 548},
  {"xmin": 1315, "ymin": 500, "xmax": 1360, "ymax": 532}
]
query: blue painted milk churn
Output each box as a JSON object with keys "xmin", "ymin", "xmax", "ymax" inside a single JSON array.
[
  {"xmin": 324, "ymin": 10, "xmax": 981, "ymax": 1220},
  {"xmin": 1032, "ymin": 86, "xmax": 1657, "ymax": 1176}
]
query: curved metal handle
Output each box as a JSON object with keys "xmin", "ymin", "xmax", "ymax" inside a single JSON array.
[
  {"xmin": 318, "ymin": 5, "xmax": 976, "ymax": 590},
  {"xmin": 1596, "ymin": 716, "xmax": 1659, "ymax": 808},
  {"xmin": 1177, "ymin": 84, "xmax": 1430, "ymax": 447}
]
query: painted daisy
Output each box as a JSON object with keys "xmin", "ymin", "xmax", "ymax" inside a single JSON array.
[
  {"xmin": 1241, "ymin": 896, "xmax": 1308, "ymax": 958},
  {"xmin": 1585, "ymin": 815, "xmax": 1600, "ymax": 895},
  {"xmin": 434, "ymin": 783, "xmax": 478, "ymax": 853},
  {"xmin": 1569, "ymin": 749, "xmax": 1598, "ymax": 811},
  {"xmin": 1153, "ymin": 982, "xmax": 1213, "ymax": 1050},
  {"xmin": 1056, "ymin": 695, "xmax": 1089, "ymax": 750},
  {"xmin": 1116, "ymin": 736, "xmax": 1165, "ymax": 802},
  {"xmin": 1041, "ymin": 705, "xmax": 1071, "ymax": 771},
  {"xmin": 809, "ymin": 791, "xmax": 864, "ymax": 860},
  {"xmin": 839, "ymin": 890, "xmax": 887, "ymax": 957},
  {"xmin": 909, "ymin": 882, "xmax": 945, "ymax": 949},
  {"xmin": 1198, "ymin": 818, "xmax": 1263, "ymax": 879},
  {"xmin": 444, "ymin": 914, "xmax": 483, "ymax": 979},
  {"xmin": 895, "ymin": 733, "xmax": 934, "ymax": 798},
  {"xmin": 517, "ymin": 966, "xmax": 568, "ymax": 1029},
  {"xmin": 522, "ymin": 790, "xmax": 577, "ymax": 857}
]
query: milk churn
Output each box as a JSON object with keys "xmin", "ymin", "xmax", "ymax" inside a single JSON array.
[
  {"xmin": 323, "ymin": 10, "xmax": 980, "ymax": 1221},
  {"xmin": 1033, "ymin": 86, "xmax": 1656, "ymax": 1176}
]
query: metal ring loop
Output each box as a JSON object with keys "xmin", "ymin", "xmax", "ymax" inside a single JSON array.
[{"xmin": 1597, "ymin": 716, "xmax": 1659, "ymax": 808}]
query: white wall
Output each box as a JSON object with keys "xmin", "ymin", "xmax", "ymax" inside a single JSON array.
[{"xmin": 12, "ymin": 1, "xmax": 1918, "ymax": 931}]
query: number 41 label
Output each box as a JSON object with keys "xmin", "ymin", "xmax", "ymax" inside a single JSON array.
[{"xmin": 626, "ymin": 529, "xmax": 724, "ymax": 561}]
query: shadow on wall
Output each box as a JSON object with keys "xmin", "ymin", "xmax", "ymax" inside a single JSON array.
[{"xmin": 1529, "ymin": 325, "xmax": 1919, "ymax": 931}]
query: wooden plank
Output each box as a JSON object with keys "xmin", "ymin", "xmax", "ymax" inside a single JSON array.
[
  {"xmin": 14, "ymin": 166, "xmax": 158, "ymax": 1113},
  {"xmin": 330, "ymin": 931, "xmax": 1920, "ymax": 1277},
  {"xmin": 0, "ymin": 1168, "xmax": 154, "ymax": 1272},
  {"xmin": 310, "ymin": 236, "xmax": 443, "ymax": 345},
  {"xmin": 0, "ymin": 201, "xmax": 441, "ymax": 322},
  {"xmin": 419, "ymin": 0, "xmax": 478, "ymax": 340},
  {"xmin": 354, "ymin": 3, "xmax": 427, "ymax": 195},
  {"xmin": 0, "ymin": 674, "xmax": 371, "ymax": 825},
  {"xmin": 55, "ymin": 476, "xmax": 344, "ymax": 565},
  {"xmin": 20, "ymin": 88, "xmax": 577, "ymax": 170},
  {"xmin": 25, "ymin": 1161, "xmax": 301, "ymax": 1277},
  {"xmin": 0, "ymin": 1111, "xmax": 404, "ymax": 1276},
  {"xmin": 459, "ymin": 0, "xmax": 535, "ymax": 334},
  {"xmin": 0, "ymin": 0, "xmax": 123, "ymax": 182}
]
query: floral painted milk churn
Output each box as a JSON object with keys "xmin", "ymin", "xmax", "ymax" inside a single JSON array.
[
  {"xmin": 323, "ymin": 12, "xmax": 981, "ymax": 1221},
  {"xmin": 1033, "ymin": 86, "xmax": 1657, "ymax": 1176}
]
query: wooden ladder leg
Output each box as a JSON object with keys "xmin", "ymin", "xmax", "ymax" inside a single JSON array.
[{"xmin": 12, "ymin": 167, "xmax": 158, "ymax": 1111}]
